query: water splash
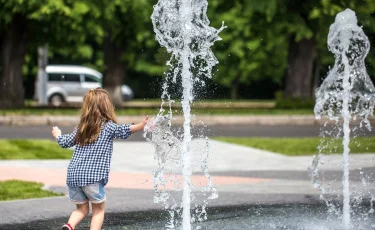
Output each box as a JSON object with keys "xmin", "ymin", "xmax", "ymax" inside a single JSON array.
[
  {"xmin": 312, "ymin": 8, "xmax": 375, "ymax": 229},
  {"xmin": 148, "ymin": 0, "xmax": 224, "ymax": 229}
]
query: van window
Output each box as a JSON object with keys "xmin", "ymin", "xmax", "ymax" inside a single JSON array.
[
  {"xmin": 48, "ymin": 73, "xmax": 62, "ymax": 82},
  {"xmin": 85, "ymin": 74, "xmax": 101, "ymax": 83},
  {"xmin": 63, "ymin": 74, "xmax": 81, "ymax": 82},
  {"xmin": 48, "ymin": 73, "xmax": 81, "ymax": 82}
]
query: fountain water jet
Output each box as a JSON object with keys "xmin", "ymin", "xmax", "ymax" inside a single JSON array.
[
  {"xmin": 313, "ymin": 8, "xmax": 375, "ymax": 229},
  {"xmin": 148, "ymin": 0, "xmax": 224, "ymax": 229}
]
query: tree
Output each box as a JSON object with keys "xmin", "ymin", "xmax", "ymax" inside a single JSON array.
[
  {"xmin": 309, "ymin": 0, "xmax": 375, "ymax": 86},
  {"xmin": 0, "ymin": 12, "xmax": 28, "ymax": 108},
  {"xmin": 207, "ymin": 0, "xmax": 288, "ymax": 99},
  {"xmin": 5, "ymin": 0, "xmax": 161, "ymax": 106},
  {"xmin": 0, "ymin": 0, "xmax": 102, "ymax": 108},
  {"xmin": 259, "ymin": 0, "xmax": 375, "ymax": 99},
  {"xmin": 282, "ymin": 1, "xmax": 318, "ymax": 99},
  {"xmin": 4, "ymin": 0, "xmax": 375, "ymax": 105},
  {"xmin": 94, "ymin": 0, "xmax": 154, "ymax": 106},
  {"xmin": 216, "ymin": 0, "xmax": 375, "ymax": 100}
]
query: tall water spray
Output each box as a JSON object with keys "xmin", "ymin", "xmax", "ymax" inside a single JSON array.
[
  {"xmin": 149, "ymin": 0, "xmax": 224, "ymax": 229},
  {"xmin": 313, "ymin": 9, "xmax": 375, "ymax": 229}
]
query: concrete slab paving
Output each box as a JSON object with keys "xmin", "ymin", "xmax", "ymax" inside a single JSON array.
[
  {"xmin": 0, "ymin": 140, "xmax": 373, "ymax": 172},
  {"xmin": 0, "ymin": 140, "xmax": 374, "ymax": 226}
]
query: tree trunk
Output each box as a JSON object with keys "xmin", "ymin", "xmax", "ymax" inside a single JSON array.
[
  {"xmin": 230, "ymin": 77, "xmax": 240, "ymax": 100},
  {"xmin": 103, "ymin": 33, "xmax": 125, "ymax": 107},
  {"xmin": 0, "ymin": 14, "xmax": 28, "ymax": 108},
  {"xmin": 312, "ymin": 57, "xmax": 321, "ymax": 98},
  {"xmin": 284, "ymin": 37, "xmax": 316, "ymax": 99}
]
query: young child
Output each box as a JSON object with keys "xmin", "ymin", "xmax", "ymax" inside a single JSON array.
[{"xmin": 52, "ymin": 88, "xmax": 148, "ymax": 230}]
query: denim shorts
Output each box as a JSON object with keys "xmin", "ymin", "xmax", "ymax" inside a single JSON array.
[{"xmin": 68, "ymin": 180, "xmax": 106, "ymax": 204}]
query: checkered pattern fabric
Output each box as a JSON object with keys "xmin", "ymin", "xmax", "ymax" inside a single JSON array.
[{"xmin": 57, "ymin": 121, "xmax": 132, "ymax": 187}]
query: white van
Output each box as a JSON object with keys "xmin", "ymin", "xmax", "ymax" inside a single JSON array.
[{"xmin": 35, "ymin": 65, "xmax": 133, "ymax": 106}]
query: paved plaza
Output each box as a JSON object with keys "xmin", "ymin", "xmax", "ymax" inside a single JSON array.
[{"xmin": 0, "ymin": 139, "xmax": 374, "ymax": 226}]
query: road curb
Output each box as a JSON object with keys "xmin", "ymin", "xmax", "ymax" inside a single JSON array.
[
  {"xmin": 1, "ymin": 115, "xmax": 374, "ymax": 126},
  {"xmin": 0, "ymin": 115, "xmax": 329, "ymax": 126}
]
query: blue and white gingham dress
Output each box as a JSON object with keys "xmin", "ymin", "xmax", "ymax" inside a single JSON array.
[{"xmin": 56, "ymin": 121, "xmax": 132, "ymax": 187}]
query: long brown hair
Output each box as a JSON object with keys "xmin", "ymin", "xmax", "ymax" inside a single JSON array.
[{"xmin": 75, "ymin": 88, "xmax": 117, "ymax": 146}]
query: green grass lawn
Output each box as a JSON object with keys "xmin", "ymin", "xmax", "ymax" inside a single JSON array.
[
  {"xmin": 0, "ymin": 180, "xmax": 62, "ymax": 201},
  {"xmin": 0, "ymin": 140, "xmax": 73, "ymax": 159},
  {"xmin": 3, "ymin": 99, "xmax": 315, "ymax": 115},
  {"xmin": 213, "ymin": 137, "xmax": 375, "ymax": 156},
  {"xmin": 194, "ymin": 108, "xmax": 313, "ymax": 115}
]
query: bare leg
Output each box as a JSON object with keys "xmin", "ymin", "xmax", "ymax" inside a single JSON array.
[
  {"xmin": 90, "ymin": 202, "xmax": 105, "ymax": 230},
  {"xmin": 67, "ymin": 203, "xmax": 90, "ymax": 229}
]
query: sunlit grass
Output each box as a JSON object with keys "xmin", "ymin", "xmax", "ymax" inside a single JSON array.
[
  {"xmin": 0, "ymin": 140, "xmax": 73, "ymax": 159},
  {"xmin": 0, "ymin": 99, "xmax": 315, "ymax": 115},
  {"xmin": 0, "ymin": 180, "xmax": 62, "ymax": 201},
  {"xmin": 213, "ymin": 137, "xmax": 375, "ymax": 156}
]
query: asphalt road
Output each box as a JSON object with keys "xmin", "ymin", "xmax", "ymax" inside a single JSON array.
[{"xmin": 1, "ymin": 124, "xmax": 374, "ymax": 140}]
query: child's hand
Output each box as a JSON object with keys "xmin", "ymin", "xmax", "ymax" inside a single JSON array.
[
  {"xmin": 130, "ymin": 116, "xmax": 149, "ymax": 133},
  {"xmin": 142, "ymin": 116, "xmax": 149, "ymax": 128},
  {"xmin": 52, "ymin": 126, "xmax": 62, "ymax": 139}
]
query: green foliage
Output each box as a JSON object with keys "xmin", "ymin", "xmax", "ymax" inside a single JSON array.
[
  {"xmin": 314, "ymin": 0, "xmax": 375, "ymax": 79},
  {"xmin": 2, "ymin": 0, "xmax": 375, "ymax": 100},
  {"xmin": 208, "ymin": 0, "xmax": 287, "ymax": 95},
  {"xmin": 211, "ymin": 0, "xmax": 375, "ymax": 99},
  {"xmin": 0, "ymin": 180, "xmax": 62, "ymax": 201},
  {"xmin": 0, "ymin": 0, "xmax": 102, "ymax": 50}
]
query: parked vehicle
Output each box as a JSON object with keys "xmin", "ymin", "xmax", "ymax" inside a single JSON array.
[{"xmin": 35, "ymin": 65, "xmax": 134, "ymax": 106}]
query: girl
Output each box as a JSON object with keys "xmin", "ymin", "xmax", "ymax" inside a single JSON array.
[{"xmin": 52, "ymin": 88, "xmax": 148, "ymax": 230}]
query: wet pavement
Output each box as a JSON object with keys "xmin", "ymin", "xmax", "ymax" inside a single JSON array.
[{"xmin": 2, "ymin": 204, "xmax": 375, "ymax": 230}]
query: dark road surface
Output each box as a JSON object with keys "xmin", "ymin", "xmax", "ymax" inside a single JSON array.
[{"xmin": 2, "ymin": 124, "xmax": 374, "ymax": 141}]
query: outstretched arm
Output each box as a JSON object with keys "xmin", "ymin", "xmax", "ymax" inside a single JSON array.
[
  {"xmin": 130, "ymin": 116, "xmax": 148, "ymax": 133},
  {"xmin": 52, "ymin": 126, "xmax": 77, "ymax": 148},
  {"xmin": 109, "ymin": 116, "xmax": 149, "ymax": 139}
]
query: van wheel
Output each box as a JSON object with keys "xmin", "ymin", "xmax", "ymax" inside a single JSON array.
[{"xmin": 49, "ymin": 94, "xmax": 64, "ymax": 107}]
